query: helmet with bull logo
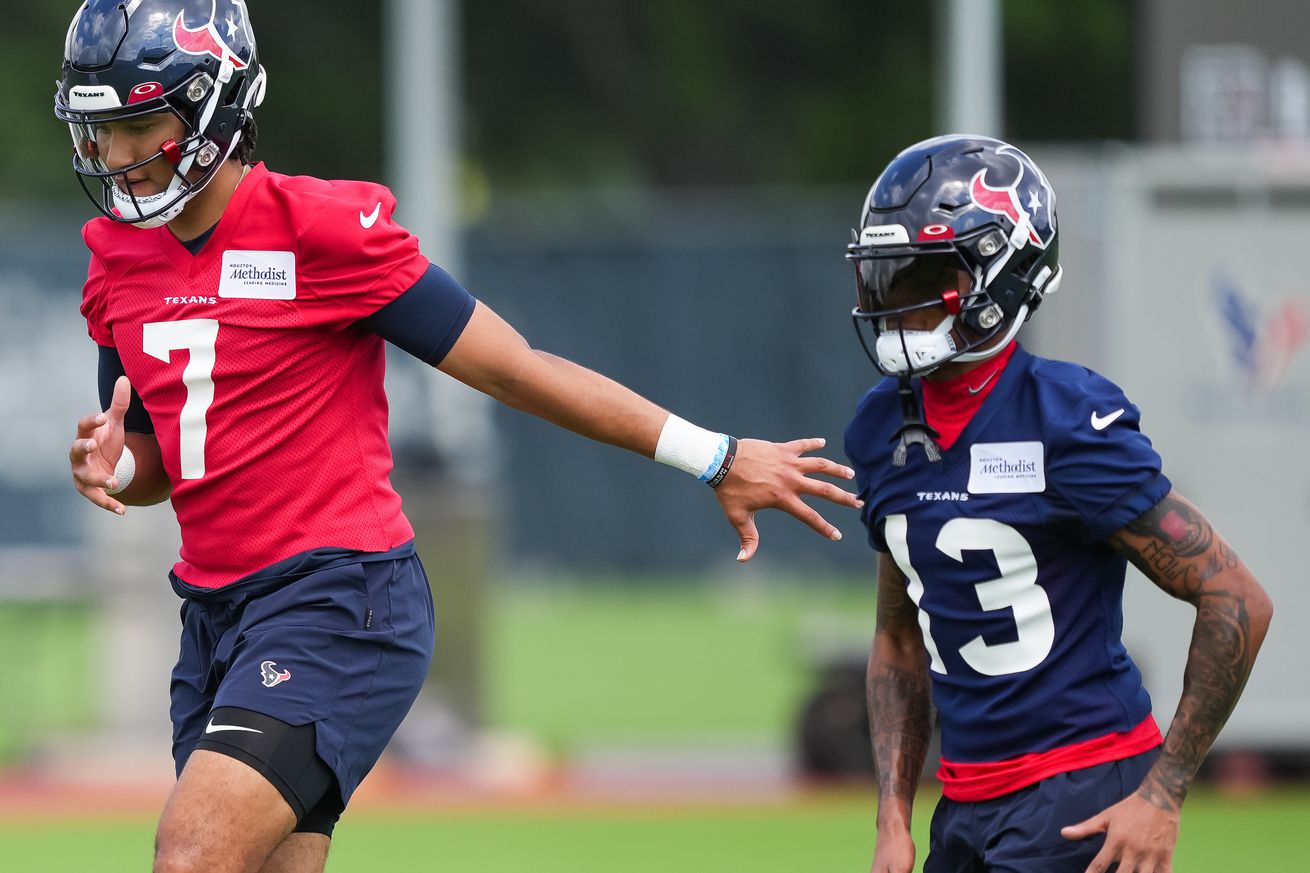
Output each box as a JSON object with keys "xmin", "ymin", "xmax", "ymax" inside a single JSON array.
[
  {"xmin": 847, "ymin": 134, "xmax": 1062, "ymax": 378},
  {"xmin": 54, "ymin": 0, "xmax": 267, "ymax": 227}
]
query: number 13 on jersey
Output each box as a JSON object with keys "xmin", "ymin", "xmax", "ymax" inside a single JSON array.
[{"xmin": 884, "ymin": 513, "xmax": 1055, "ymax": 677}]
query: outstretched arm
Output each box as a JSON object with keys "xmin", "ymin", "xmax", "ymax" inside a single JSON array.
[
  {"xmin": 868, "ymin": 552, "xmax": 933, "ymax": 873},
  {"xmin": 437, "ymin": 300, "xmax": 860, "ymax": 561},
  {"xmin": 1062, "ymin": 489, "xmax": 1273, "ymax": 872}
]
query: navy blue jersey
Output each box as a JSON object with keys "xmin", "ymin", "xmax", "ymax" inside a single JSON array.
[{"xmin": 845, "ymin": 346, "xmax": 1171, "ymax": 764}]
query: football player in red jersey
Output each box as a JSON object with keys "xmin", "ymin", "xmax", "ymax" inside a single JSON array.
[
  {"xmin": 844, "ymin": 136, "xmax": 1273, "ymax": 873},
  {"xmin": 55, "ymin": 2, "xmax": 860, "ymax": 872}
]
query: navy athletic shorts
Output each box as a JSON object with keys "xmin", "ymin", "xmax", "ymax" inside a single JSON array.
[
  {"xmin": 925, "ymin": 747, "xmax": 1161, "ymax": 873},
  {"xmin": 169, "ymin": 541, "xmax": 435, "ymax": 811}
]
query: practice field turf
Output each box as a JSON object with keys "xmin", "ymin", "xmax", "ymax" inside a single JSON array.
[
  {"xmin": 487, "ymin": 577, "xmax": 879, "ymax": 751},
  {"xmin": 2, "ymin": 580, "xmax": 1306, "ymax": 870},
  {"xmin": 2, "ymin": 789, "xmax": 1307, "ymax": 872}
]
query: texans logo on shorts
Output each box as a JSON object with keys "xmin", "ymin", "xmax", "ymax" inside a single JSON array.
[{"xmin": 260, "ymin": 660, "xmax": 291, "ymax": 688}]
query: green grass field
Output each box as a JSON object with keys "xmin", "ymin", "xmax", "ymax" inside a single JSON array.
[
  {"xmin": 1, "ymin": 789, "xmax": 1306, "ymax": 872},
  {"xmin": 487, "ymin": 576, "xmax": 878, "ymax": 751},
  {"xmin": 1, "ymin": 579, "xmax": 1306, "ymax": 871}
]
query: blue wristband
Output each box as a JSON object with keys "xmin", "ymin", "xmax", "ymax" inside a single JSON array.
[{"xmin": 705, "ymin": 436, "xmax": 739, "ymax": 488}]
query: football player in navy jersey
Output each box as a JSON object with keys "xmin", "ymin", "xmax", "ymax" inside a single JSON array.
[
  {"xmin": 844, "ymin": 135, "xmax": 1273, "ymax": 873},
  {"xmin": 54, "ymin": 2, "xmax": 860, "ymax": 872}
]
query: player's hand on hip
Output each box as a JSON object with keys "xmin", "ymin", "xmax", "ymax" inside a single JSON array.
[
  {"xmin": 712, "ymin": 437, "xmax": 860, "ymax": 563},
  {"xmin": 1061, "ymin": 791, "xmax": 1179, "ymax": 873},
  {"xmin": 69, "ymin": 375, "xmax": 132, "ymax": 515}
]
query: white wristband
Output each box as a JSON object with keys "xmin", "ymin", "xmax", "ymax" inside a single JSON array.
[
  {"xmin": 654, "ymin": 415, "xmax": 729, "ymax": 482},
  {"xmin": 104, "ymin": 445, "xmax": 136, "ymax": 495}
]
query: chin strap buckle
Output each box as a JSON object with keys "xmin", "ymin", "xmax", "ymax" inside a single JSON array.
[{"xmin": 890, "ymin": 376, "xmax": 942, "ymax": 467}]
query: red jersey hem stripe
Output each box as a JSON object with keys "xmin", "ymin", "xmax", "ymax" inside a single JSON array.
[{"xmin": 936, "ymin": 715, "xmax": 1163, "ymax": 802}]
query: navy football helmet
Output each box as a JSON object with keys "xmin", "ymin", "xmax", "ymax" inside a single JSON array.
[
  {"xmin": 847, "ymin": 135, "xmax": 1062, "ymax": 378},
  {"xmin": 54, "ymin": 0, "xmax": 267, "ymax": 227}
]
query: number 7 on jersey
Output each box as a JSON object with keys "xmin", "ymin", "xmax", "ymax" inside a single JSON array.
[{"xmin": 142, "ymin": 319, "xmax": 219, "ymax": 480}]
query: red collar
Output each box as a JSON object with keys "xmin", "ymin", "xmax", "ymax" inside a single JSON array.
[{"xmin": 921, "ymin": 341, "xmax": 1018, "ymax": 450}]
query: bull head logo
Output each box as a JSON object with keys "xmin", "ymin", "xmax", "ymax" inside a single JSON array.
[
  {"xmin": 968, "ymin": 148, "xmax": 1055, "ymax": 250},
  {"xmin": 173, "ymin": 1, "xmax": 248, "ymax": 70}
]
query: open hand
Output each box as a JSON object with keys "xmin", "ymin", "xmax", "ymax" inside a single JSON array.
[
  {"xmin": 69, "ymin": 375, "xmax": 132, "ymax": 515},
  {"xmin": 1061, "ymin": 791, "xmax": 1180, "ymax": 872},
  {"xmin": 712, "ymin": 437, "xmax": 861, "ymax": 562}
]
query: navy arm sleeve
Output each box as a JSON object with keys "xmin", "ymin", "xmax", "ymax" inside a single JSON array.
[
  {"xmin": 97, "ymin": 345, "xmax": 156, "ymax": 434},
  {"xmin": 358, "ymin": 263, "xmax": 476, "ymax": 365}
]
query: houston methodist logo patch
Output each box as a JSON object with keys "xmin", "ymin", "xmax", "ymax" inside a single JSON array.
[
  {"xmin": 968, "ymin": 441, "xmax": 1046, "ymax": 494},
  {"xmin": 219, "ymin": 250, "xmax": 296, "ymax": 300},
  {"xmin": 260, "ymin": 660, "xmax": 291, "ymax": 688}
]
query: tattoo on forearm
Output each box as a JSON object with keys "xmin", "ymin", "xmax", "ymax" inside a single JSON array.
[
  {"xmin": 877, "ymin": 574, "xmax": 916, "ymax": 629},
  {"xmin": 868, "ymin": 662, "xmax": 932, "ymax": 811},
  {"xmin": 1116, "ymin": 493, "xmax": 1264, "ymax": 813},
  {"xmin": 1139, "ymin": 591, "xmax": 1253, "ymax": 811},
  {"xmin": 868, "ymin": 560, "xmax": 936, "ymax": 822}
]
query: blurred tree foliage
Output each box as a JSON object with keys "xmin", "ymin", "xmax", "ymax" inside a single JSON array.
[
  {"xmin": 8, "ymin": 0, "xmax": 1131, "ymax": 202},
  {"xmin": 463, "ymin": 0, "xmax": 935, "ymax": 187},
  {"xmin": 8, "ymin": 1, "xmax": 385, "ymax": 203},
  {"xmin": 1003, "ymin": 0, "xmax": 1136, "ymax": 142}
]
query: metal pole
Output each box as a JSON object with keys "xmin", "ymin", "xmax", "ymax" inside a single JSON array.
[
  {"xmin": 940, "ymin": 0, "xmax": 1003, "ymax": 137},
  {"xmin": 384, "ymin": 0, "xmax": 495, "ymax": 481},
  {"xmin": 385, "ymin": 0, "xmax": 459, "ymax": 274},
  {"xmin": 382, "ymin": 0, "xmax": 492, "ymax": 747}
]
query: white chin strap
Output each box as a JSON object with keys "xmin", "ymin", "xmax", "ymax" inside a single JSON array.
[
  {"xmin": 875, "ymin": 314, "xmax": 960, "ymax": 374},
  {"xmin": 112, "ymin": 178, "xmax": 196, "ymax": 229}
]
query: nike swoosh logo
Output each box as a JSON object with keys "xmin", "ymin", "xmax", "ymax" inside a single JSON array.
[
  {"xmin": 1091, "ymin": 408, "xmax": 1125, "ymax": 430},
  {"xmin": 967, "ymin": 370, "xmax": 998, "ymax": 395},
  {"xmin": 360, "ymin": 203, "xmax": 381, "ymax": 229},
  {"xmin": 205, "ymin": 719, "xmax": 263, "ymax": 735}
]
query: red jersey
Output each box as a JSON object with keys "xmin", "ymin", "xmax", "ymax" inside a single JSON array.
[{"xmin": 80, "ymin": 164, "xmax": 429, "ymax": 587}]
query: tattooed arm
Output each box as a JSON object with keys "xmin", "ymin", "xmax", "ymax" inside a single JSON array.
[
  {"xmin": 1061, "ymin": 489, "xmax": 1273, "ymax": 872},
  {"xmin": 868, "ymin": 551, "xmax": 933, "ymax": 873},
  {"xmin": 1113, "ymin": 490, "xmax": 1273, "ymax": 810}
]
